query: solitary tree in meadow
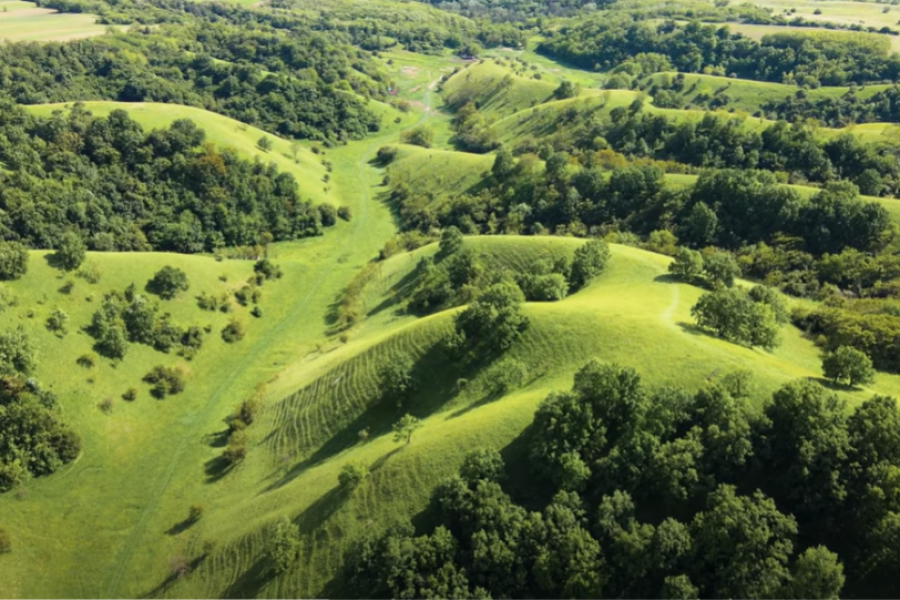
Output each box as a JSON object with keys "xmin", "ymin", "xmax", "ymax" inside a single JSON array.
[
  {"xmin": 822, "ymin": 346, "xmax": 875, "ymax": 387},
  {"xmin": 392, "ymin": 414, "xmax": 421, "ymax": 445}
]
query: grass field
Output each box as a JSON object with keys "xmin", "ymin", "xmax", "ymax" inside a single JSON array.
[
  {"xmin": 0, "ymin": 0, "xmax": 116, "ymax": 41},
  {"xmin": 751, "ymin": 0, "xmax": 900, "ymax": 32},
  {"xmin": 729, "ymin": 21, "xmax": 900, "ymax": 52}
]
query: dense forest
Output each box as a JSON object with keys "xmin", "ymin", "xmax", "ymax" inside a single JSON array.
[
  {"xmin": 346, "ymin": 363, "xmax": 900, "ymax": 598},
  {"xmin": 0, "ymin": 102, "xmax": 326, "ymax": 251},
  {"xmin": 540, "ymin": 18, "xmax": 900, "ymax": 86}
]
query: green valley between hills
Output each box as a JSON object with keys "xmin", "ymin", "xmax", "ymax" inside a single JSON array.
[{"xmin": 5, "ymin": 2, "xmax": 900, "ymax": 598}]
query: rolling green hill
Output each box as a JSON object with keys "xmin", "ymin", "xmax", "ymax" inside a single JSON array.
[
  {"xmin": 157, "ymin": 237, "xmax": 898, "ymax": 598},
  {"xmin": 4, "ymin": 2, "xmax": 900, "ymax": 597}
]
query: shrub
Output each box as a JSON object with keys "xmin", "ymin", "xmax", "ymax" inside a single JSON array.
[
  {"xmin": 148, "ymin": 266, "xmax": 190, "ymax": 300},
  {"xmin": 77, "ymin": 353, "xmax": 97, "ymax": 369},
  {"xmin": 53, "ymin": 231, "xmax": 86, "ymax": 272},
  {"xmin": 75, "ymin": 262, "xmax": 101, "ymax": 284},
  {"xmin": 338, "ymin": 462, "xmax": 369, "ymax": 490},
  {"xmin": 400, "ymin": 125, "xmax": 434, "ymax": 148},
  {"xmin": 0, "ymin": 241, "xmax": 28, "ymax": 280},
  {"xmin": 669, "ymin": 247, "xmax": 704, "ymax": 281},
  {"xmin": 98, "ymin": 397, "xmax": 114, "ymax": 413},
  {"xmin": 318, "ymin": 204, "xmax": 338, "ymax": 227},
  {"xmin": 251, "ymin": 306, "xmax": 263, "ymax": 318},
  {"xmin": 253, "ymin": 259, "xmax": 283, "ymax": 281},
  {"xmin": 222, "ymin": 319, "xmax": 245, "ymax": 343},
  {"xmin": 234, "ymin": 284, "xmax": 255, "ymax": 306},
  {"xmin": 122, "ymin": 387, "xmax": 137, "ymax": 401},
  {"xmin": 143, "ymin": 365, "xmax": 186, "ymax": 398},
  {"xmin": 569, "ymin": 239, "xmax": 611, "ymax": 291},
  {"xmin": 337, "ymin": 206, "xmax": 353, "ymax": 221},
  {"xmin": 376, "ymin": 146, "xmax": 398, "ymax": 164},
  {"xmin": 45, "ymin": 309, "xmax": 69, "ymax": 336},
  {"xmin": 0, "ymin": 327, "xmax": 36, "ymax": 376}
]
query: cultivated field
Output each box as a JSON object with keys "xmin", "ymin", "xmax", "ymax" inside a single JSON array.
[{"xmin": 0, "ymin": 0, "xmax": 112, "ymax": 41}]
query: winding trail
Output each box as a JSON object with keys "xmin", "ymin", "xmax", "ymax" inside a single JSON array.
[{"xmin": 102, "ymin": 85, "xmax": 439, "ymax": 598}]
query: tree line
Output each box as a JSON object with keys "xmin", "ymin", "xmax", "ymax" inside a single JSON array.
[
  {"xmin": 539, "ymin": 18, "xmax": 900, "ymax": 87},
  {"xmin": 346, "ymin": 361, "xmax": 900, "ymax": 598},
  {"xmin": 0, "ymin": 102, "xmax": 333, "ymax": 252},
  {"xmin": 388, "ymin": 149, "xmax": 891, "ymax": 259}
]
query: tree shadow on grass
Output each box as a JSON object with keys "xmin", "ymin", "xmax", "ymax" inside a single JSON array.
[
  {"xmin": 676, "ymin": 321, "xmax": 708, "ymax": 338},
  {"xmin": 203, "ymin": 428, "xmax": 230, "ymax": 449},
  {"xmin": 294, "ymin": 485, "xmax": 350, "ymax": 533},
  {"xmin": 204, "ymin": 455, "xmax": 235, "ymax": 484},
  {"xmin": 220, "ymin": 557, "xmax": 271, "ymax": 600},
  {"xmin": 141, "ymin": 554, "xmax": 208, "ymax": 599},
  {"xmin": 653, "ymin": 274, "xmax": 680, "ymax": 284},
  {"xmin": 807, "ymin": 376, "xmax": 857, "ymax": 392},
  {"xmin": 165, "ymin": 517, "xmax": 198, "ymax": 536},
  {"xmin": 499, "ymin": 422, "xmax": 553, "ymax": 512}
]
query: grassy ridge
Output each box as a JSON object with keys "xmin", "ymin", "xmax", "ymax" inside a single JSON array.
[{"xmin": 167, "ymin": 238, "xmax": 899, "ymax": 597}]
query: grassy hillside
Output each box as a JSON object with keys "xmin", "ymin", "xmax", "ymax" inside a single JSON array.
[
  {"xmin": 160, "ymin": 237, "xmax": 898, "ymax": 598},
  {"xmin": 444, "ymin": 60, "xmax": 897, "ymax": 147},
  {"xmin": 0, "ymin": 82, "xmax": 430, "ymax": 595}
]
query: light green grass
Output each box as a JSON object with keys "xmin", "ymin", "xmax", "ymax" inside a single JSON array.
[
  {"xmin": 751, "ymin": 0, "xmax": 900, "ymax": 34},
  {"xmin": 445, "ymin": 60, "xmax": 897, "ymax": 148},
  {"xmin": 0, "ymin": 89, "xmax": 425, "ymax": 597},
  {"xmin": 0, "ymin": 0, "xmax": 116, "ymax": 41},
  {"xmin": 728, "ymin": 21, "xmax": 900, "ymax": 52}
]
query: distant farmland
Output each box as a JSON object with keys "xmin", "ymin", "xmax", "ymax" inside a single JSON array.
[{"xmin": 0, "ymin": 0, "xmax": 112, "ymax": 41}]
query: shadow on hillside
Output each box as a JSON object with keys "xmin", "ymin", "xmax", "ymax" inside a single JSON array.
[
  {"xmin": 653, "ymin": 274, "xmax": 680, "ymax": 284},
  {"xmin": 165, "ymin": 516, "xmax": 198, "ymax": 537},
  {"xmin": 261, "ymin": 343, "xmax": 464, "ymax": 493},
  {"xmin": 220, "ymin": 487, "xmax": 353, "ymax": 599},
  {"xmin": 366, "ymin": 265, "xmax": 422, "ymax": 319},
  {"xmin": 221, "ymin": 557, "xmax": 271, "ymax": 600},
  {"xmin": 499, "ymin": 422, "xmax": 554, "ymax": 511},
  {"xmin": 294, "ymin": 485, "xmax": 350, "ymax": 533},
  {"xmin": 807, "ymin": 375, "xmax": 859, "ymax": 392},
  {"xmin": 204, "ymin": 455, "xmax": 235, "ymax": 484},
  {"xmin": 141, "ymin": 554, "xmax": 208, "ymax": 599},
  {"xmin": 676, "ymin": 321, "xmax": 707, "ymax": 337}
]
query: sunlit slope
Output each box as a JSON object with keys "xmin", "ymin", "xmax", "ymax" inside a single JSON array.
[
  {"xmin": 160, "ymin": 237, "xmax": 897, "ymax": 599},
  {"xmin": 444, "ymin": 60, "xmax": 897, "ymax": 145},
  {"xmin": 0, "ymin": 97, "xmax": 413, "ymax": 597}
]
